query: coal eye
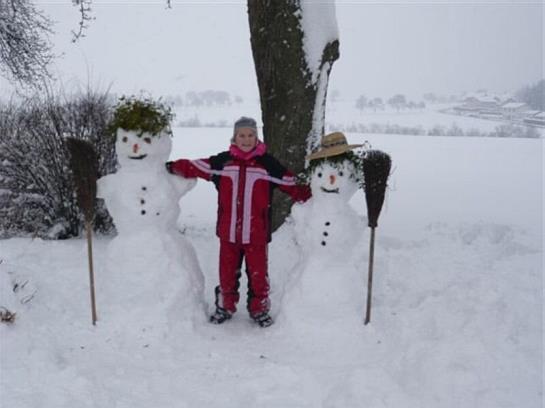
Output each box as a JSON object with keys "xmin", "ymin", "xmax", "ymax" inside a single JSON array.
[
  {"xmin": 122, "ymin": 136, "xmax": 128, "ymax": 143},
  {"xmin": 317, "ymin": 172, "xmax": 322, "ymax": 178},
  {"xmin": 339, "ymin": 171, "xmax": 344, "ymax": 177},
  {"xmin": 143, "ymin": 137, "xmax": 151, "ymax": 144}
]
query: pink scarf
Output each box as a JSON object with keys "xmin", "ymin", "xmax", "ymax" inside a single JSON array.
[{"xmin": 229, "ymin": 141, "xmax": 267, "ymax": 160}]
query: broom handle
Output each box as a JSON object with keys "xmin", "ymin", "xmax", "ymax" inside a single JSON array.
[
  {"xmin": 86, "ymin": 222, "xmax": 98, "ymax": 325},
  {"xmin": 364, "ymin": 227, "xmax": 376, "ymax": 325}
]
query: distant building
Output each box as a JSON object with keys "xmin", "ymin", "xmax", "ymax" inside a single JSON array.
[
  {"xmin": 501, "ymin": 102, "xmax": 529, "ymax": 120},
  {"xmin": 458, "ymin": 95, "xmax": 502, "ymax": 116},
  {"xmin": 453, "ymin": 104, "xmax": 481, "ymax": 115},
  {"xmin": 451, "ymin": 92, "xmax": 541, "ymax": 125},
  {"xmin": 523, "ymin": 112, "xmax": 545, "ymax": 127},
  {"xmin": 497, "ymin": 93, "xmax": 516, "ymax": 105}
]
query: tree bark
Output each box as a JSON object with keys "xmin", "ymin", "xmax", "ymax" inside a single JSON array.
[{"xmin": 248, "ymin": 0, "xmax": 339, "ymax": 231}]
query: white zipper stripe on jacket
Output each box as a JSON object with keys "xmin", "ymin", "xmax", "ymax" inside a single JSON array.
[
  {"xmin": 242, "ymin": 171, "xmax": 262, "ymax": 244},
  {"xmin": 192, "ymin": 160, "xmax": 239, "ymax": 242},
  {"xmin": 240, "ymin": 168, "xmax": 296, "ymax": 244}
]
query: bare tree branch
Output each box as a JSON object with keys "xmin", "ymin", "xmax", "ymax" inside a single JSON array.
[
  {"xmin": 0, "ymin": 0, "xmax": 54, "ymax": 87},
  {"xmin": 71, "ymin": 0, "xmax": 94, "ymax": 42}
]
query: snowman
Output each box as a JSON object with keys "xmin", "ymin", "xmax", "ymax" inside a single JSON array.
[
  {"xmin": 280, "ymin": 132, "xmax": 368, "ymax": 327},
  {"xmin": 97, "ymin": 98, "xmax": 204, "ymax": 326},
  {"xmin": 291, "ymin": 132, "xmax": 366, "ymax": 255}
]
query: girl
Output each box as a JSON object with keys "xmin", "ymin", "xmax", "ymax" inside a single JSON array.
[{"xmin": 167, "ymin": 117, "xmax": 310, "ymax": 327}]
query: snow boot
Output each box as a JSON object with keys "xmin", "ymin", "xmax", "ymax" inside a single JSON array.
[
  {"xmin": 251, "ymin": 312, "xmax": 274, "ymax": 328},
  {"xmin": 209, "ymin": 307, "xmax": 232, "ymax": 324}
]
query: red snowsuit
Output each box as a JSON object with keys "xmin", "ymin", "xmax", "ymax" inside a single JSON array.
[{"xmin": 170, "ymin": 142, "xmax": 310, "ymax": 316}]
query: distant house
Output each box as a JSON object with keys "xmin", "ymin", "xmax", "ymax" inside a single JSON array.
[
  {"xmin": 455, "ymin": 96, "xmax": 497, "ymax": 117},
  {"xmin": 476, "ymin": 96, "xmax": 501, "ymax": 110},
  {"xmin": 523, "ymin": 112, "xmax": 545, "ymax": 127},
  {"xmin": 453, "ymin": 104, "xmax": 480, "ymax": 115},
  {"xmin": 501, "ymin": 102, "xmax": 529, "ymax": 120},
  {"xmin": 498, "ymin": 94, "xmax": 516, "ymax": 105},
  {"xmin": 462, "ymin": 96, "xmax": 479, "ymax": 105},
  {"xmin": 479, "ymin": 111, "xmax": 503, "ymax": 120},
  {"xmin": 453, "ymin": 93, "xmax": 533, "ymax": 122}
]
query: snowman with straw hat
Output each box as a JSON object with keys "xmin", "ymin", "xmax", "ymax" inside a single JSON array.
[
  {"xmin": 290, "ymin": 131, "xmax": 366, "ymax": 255},
  {"xmin": 284, "ymin": 131, "xmax": 391, "ymax": 326},
  {"xmin": 278, "ymin": 132, "xmax": 366, "ymax": 325}
]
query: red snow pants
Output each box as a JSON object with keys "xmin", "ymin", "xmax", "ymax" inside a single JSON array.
[{"xmin": 215, "ymin": 240, "xmax": 270, "ymax": 316}]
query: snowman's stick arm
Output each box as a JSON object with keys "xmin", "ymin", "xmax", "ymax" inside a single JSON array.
[{"xmin": 364, "ymin": 227, "xmax": 375, "ymax": 325}]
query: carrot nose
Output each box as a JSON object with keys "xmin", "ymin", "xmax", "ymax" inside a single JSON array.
[
  {"xmin": 329, "ymin": 175, "xmax": 336, "ymax": 185},
  {"xmin": 133, "ymin": 144, "xmax": 139, "ymax": 154}
]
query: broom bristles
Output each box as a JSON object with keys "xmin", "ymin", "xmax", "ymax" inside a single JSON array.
[
  {"xmin": 66, "ymin": 138, "xmax": 98, "ymax": 225},
  {"xmin": 363, "ymin": 150, "xmax": 392, "ymax": 228}
]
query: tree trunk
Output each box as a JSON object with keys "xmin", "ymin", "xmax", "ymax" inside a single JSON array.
[{"xmin": 248, "ymin": 0, "xmax": 339, "ymax": 231}]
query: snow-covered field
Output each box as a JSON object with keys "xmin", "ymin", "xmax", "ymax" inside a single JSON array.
[
  {"xmin": 174, "ymin": 101, "xmax": 543, "ymax": 138},
  {"xmin": 1, "ymin": 129, "xmax": 543, "ymax": 407},
  {"xmin": 327, "ymin": 102, "xmax": 501, "ymax": 132}
]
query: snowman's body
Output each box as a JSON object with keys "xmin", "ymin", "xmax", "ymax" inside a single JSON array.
[
  {"xmin": 98, "ymin": 160, "xmax": 190, "ymax": 235},
  {"xmin": 97, "ymin": 129, "xmax": 204, "ymax": 324},
  {"xmin": 282, "ymin": 158, "xmax": 367, "ymax": 327}
]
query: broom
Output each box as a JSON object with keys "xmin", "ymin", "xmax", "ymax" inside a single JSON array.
[
  {"xmin": 362, "ymin": 150, "xmax": 391, "ymax": 325},
  {"xmin": 66, "ymin": 138, "xmax": 99, "ymax": 325}
]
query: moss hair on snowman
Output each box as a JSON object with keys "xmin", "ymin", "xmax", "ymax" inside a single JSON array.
[
  {"xmin": 108, "ymin": 96, "xmax": 175, "ymax": 164},
  {"xmin": 109, "ymin": 95, "xmax": 174, "ymax": 138}
]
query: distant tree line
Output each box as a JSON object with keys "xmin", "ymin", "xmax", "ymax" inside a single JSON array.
[
  {"xmin": 176, "ymin": 115, "xmax": 229, "ymax": 128},
  {"xmin": 162, "ymin": 91, "xmax": 244, "ymax": 108},
  {"xmin": 422, "ymin": 93, "xmax": 460, "ymax": 104},
  {"xmin": 355, "ymin": 94, "xmax": 426, "ymax": 113}
]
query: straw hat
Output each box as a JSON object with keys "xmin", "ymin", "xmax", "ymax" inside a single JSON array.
[{"xmin": 306, "ymin": 132, "xmax": 363, "ymax": 161}]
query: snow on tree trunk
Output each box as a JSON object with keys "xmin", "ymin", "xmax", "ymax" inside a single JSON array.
[
  {"xmin": 248, "ymin": 0, "xmax": 339, "ymax": 230},
  {"xmin": 299, "ymin": 2, "xmax": 339, "ymax": 152}
]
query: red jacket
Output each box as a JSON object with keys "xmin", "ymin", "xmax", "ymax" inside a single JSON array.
[{"xmin": 171, "ymin": 143, "xmax": 310, "ymax": 245}]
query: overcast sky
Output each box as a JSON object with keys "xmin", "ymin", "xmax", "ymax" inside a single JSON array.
[{"xmin": 1, "ymin": 1, "xmax": 543, "ymax": 101}]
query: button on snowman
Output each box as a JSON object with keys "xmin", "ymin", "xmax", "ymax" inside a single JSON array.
[{"xmin": 97, "ymin": 97, "xmax": 204, "ymax": 323}]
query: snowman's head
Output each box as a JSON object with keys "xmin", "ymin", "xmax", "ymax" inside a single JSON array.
[
  {"xmin": 110, "ymin": 96, "xmax": 174, "ymax": 166},
  {"xmin": 115, "ymin": 128, "xmax": 172, "ymax": 165},
  {"xmin": 309, "ymin": 154, "xmax": 361, "ymax": 201}
]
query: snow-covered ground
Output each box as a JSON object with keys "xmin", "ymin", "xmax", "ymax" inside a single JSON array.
[{"xmin": 1, "ymin": 129, "xmax": 543, "ymax": 407}]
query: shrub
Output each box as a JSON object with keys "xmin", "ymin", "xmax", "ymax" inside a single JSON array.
[{"xmin": 0, "ymin": 90, "xmax": 116, "ymax": 239}]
